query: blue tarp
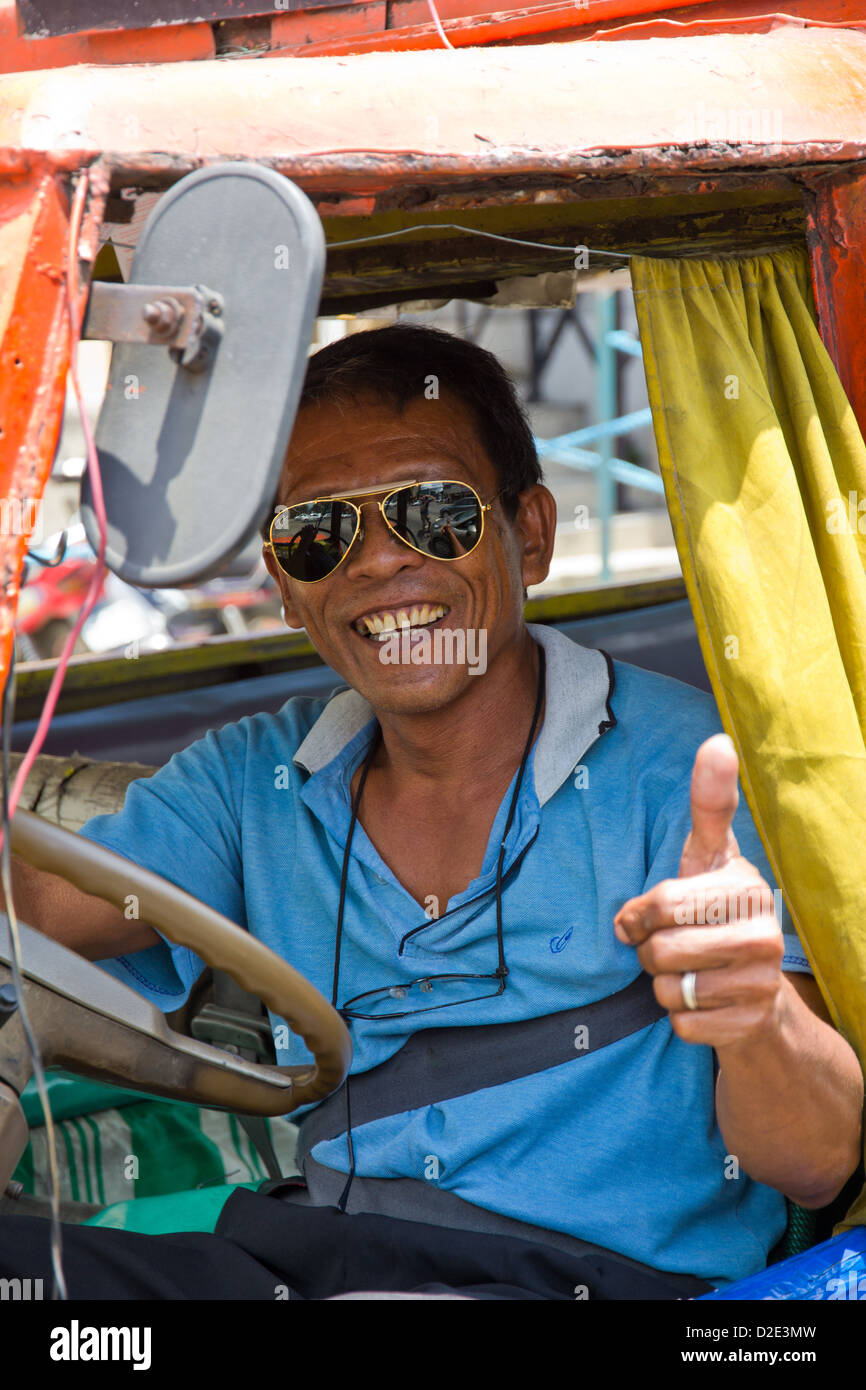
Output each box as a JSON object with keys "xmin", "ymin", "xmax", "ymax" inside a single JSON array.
[{"xmin": 699, "ymin": 1229, "xmax": 866, "ymax": 1300}]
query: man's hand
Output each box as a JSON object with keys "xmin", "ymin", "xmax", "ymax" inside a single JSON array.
[
  {"xmin": 613, "ymin": 733, "xmax": 785, "ymax": 1051},
  {"xmin": 613, "ymin": 733, "xmax": 863, "ymax": 1206}
]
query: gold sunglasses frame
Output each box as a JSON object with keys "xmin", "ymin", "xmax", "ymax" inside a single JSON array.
[{"xmin": 263, "ymin": 477, "xmax": 501, "ymax": 584}]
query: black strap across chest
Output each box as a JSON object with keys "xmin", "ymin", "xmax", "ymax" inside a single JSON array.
[{"xmin": 299, "ymin": 970, "xmax": 666, "ymax": 1153}]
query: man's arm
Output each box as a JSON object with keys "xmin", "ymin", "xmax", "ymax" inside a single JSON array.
[
  {"xmin": 713, "ymin": 971, "xmax": 863, "ymax": 1209},
  {"xmin": 9, "ymin": 854, "xmax": 161, "ymax": 960}
]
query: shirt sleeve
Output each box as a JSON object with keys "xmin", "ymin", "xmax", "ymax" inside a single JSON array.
[
  {"xmin": 79, "ymin": 721, "xmax": 248, "ymax": 1011},
  {"xmin": 645, "ymin": 773, "xmax": 813, "ymax": 975}
]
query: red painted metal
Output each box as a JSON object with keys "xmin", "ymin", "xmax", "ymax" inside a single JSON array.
[
  {"xmin": 5, "ymin": 0, "xmax": 866, "ymax": 66},
  {"xmin": 0, "ymin": 169, "xmax": 74, "ymax": 685},
  {"xmin": 0, "ymin": 1, "xmax": 214, "ymax": 73},
  {"xmin": 271, "ymin": 0, "xmax": 866, "ymax": 55},
  {"xmin": 804, "ymin": 167, "xmax": 866, "ymax": 446},
  {"xmin": 561, "ymin": 4, "xmax": 866, "ymax": 44}
]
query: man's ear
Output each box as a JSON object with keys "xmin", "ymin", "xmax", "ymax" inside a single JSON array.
[
  {"xmin": 514, "ymin": 484, "xmax": 556, "ymax": 590},
  {"xmin": 263, "ymin": 544, "xmax": 303, "ymax": 628}
]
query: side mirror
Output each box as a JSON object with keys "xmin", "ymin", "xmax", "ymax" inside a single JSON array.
[{"xmin": 80, "ymin": 163, "xmax": 325, "ymax": 588}]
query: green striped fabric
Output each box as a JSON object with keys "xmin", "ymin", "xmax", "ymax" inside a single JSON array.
[{"xmin": 13, "ymin": 1100, "xmax": 302, "ymax": 1206}]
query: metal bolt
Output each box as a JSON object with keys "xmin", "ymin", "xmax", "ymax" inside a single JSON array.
[{"xmin": 143, "ymin": 299, "xmax": 180, "ymax": 335}]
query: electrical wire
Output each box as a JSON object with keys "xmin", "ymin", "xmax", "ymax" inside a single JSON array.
[
  {"xmin": 0, "ymin": 651, "xmax": 67, "ymax": 1298},
  {"xmin": 4, "ymin": 173, "xmax": 109, "ymax": 827},
  {"xmin": 0, "ymin": 167, "xmax": 109, "ymax": 1301},
  {"xmin": 593, "ymin": 10, "xmax": 866, "ymax": 41},
  {"xmin": 26, "ymin": 531, "xmax": 69, "ymax": 570},
  {"xmin": 108, "ymin": 225, "xmax": 633, "ymax": 263},
  {"xmin": 326, "ymin": 222, "xmax": 633, "ymax": 257},
  {"xmin": 426, "ymin": 0, "xmax": 455, "ymax": 48}
]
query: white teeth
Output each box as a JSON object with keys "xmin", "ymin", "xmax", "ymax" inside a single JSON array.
[{"xmin": 357, "ymin": 603, "xmax": 448, "ymax": 637}]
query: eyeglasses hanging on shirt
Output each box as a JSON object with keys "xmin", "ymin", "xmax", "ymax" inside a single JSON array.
[
  {"xmin": 327, "ymin": 647, "xmax": 545, "ymax": 1211},
  {"xmin": 332, "ymin": 645, "xmax": 545, "ymax": 1020}
]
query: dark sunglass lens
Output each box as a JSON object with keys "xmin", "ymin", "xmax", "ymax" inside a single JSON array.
[
  {"xmin": 271, "ymin": 501, "xmax": 357, "ymax": 581},
  {"xmin": 385, "ymin": 483, "xmax": 482, "ymax": 560}
]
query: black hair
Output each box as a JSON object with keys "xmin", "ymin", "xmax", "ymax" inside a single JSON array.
[{"xmin": 269, "ymin": 322, "xmax": 542, "ymax": 526}]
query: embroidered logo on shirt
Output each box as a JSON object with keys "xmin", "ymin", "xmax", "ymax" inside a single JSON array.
[{"xmin": 549, "ymin": 926, "xmax": 573, "ymax": 953}]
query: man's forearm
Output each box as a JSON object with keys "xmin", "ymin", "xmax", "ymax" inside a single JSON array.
[
  {"xmin": 715, "ymin": 977, "xmax": 864, "ymax": 1208},
  {"xmin": 7, "ymin": 854, "xmax": 160, "ymax": 959}
]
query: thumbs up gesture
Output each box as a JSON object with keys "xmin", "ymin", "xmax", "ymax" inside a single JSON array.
[{"xmin": 614, "ymin": 734, "xmax": 785, "ymax": 1050}]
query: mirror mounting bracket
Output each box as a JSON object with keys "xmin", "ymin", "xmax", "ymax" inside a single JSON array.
[{"xmin": 82, "ymin": 282, "xmax": 224, "ymax": 373}]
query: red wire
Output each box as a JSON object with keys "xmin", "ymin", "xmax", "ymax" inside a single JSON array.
[{"xmin": 4, "ymin": 171, "xmax": 109, "ymax": 832}]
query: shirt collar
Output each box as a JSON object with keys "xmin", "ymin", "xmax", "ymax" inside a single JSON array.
[{"xmin": 292, "ymin": 623, "xmax": 616, "ymax": 807}]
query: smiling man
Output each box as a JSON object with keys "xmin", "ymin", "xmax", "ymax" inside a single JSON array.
[{"xmin": 3, "ymin": 323, "xmax": 863, "ymax": 1301}]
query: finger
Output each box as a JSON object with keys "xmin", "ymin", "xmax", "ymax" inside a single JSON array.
[
  {"xmin": 679, "ymin": 734, "xmax": 741, "ymax": 878},
  {"xmin": 636, "ymin": 919, "xmax": 784, "ymax": 977},
  {"xmin": 652, "ymin": 960, "xmax": 783, "ymax": 1013},
  {"xmin": 615, "ymin": 867, "xmax": 772, "ymax": 943}
]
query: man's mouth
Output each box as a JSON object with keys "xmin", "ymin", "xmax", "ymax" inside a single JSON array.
[{"xmin": 353, "ymin": 603, "xmax": 450, "ymax": 641}]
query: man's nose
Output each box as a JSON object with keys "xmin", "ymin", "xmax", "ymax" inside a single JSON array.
[{"xmin": 343, "ymin": 501, "xmax": 424, "ymax": 580}]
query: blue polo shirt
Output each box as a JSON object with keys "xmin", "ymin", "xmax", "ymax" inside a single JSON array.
[{"xmin": 80, "ymin": 624, "xmax": 812, "ymax": 1287}]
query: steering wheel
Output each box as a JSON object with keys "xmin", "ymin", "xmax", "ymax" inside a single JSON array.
[{"xmin": 0, "ymin": 809, "xmax": 352, "ymax": 1191}]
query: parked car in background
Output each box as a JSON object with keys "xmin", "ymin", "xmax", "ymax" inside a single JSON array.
[{"xmin": 16, "ymin": 524, "xmax": 283, "ymax": 662}]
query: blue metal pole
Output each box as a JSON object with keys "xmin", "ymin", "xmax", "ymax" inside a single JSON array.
[{"xmin": 596, "ymin": 291, "xmax": 618, "ymax": 583}]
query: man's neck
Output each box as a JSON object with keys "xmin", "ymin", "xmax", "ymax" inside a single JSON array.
[{"xmin": 369, "ymin": 628, "xmax": 543, "ymax": 796}]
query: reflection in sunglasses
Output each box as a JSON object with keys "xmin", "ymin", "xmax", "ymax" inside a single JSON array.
[{"xmin": 267, "ymin": 480, "xmax": 501, "ymax": 584}]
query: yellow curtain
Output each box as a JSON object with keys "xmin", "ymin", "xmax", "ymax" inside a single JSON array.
[{"xmin": 630, "ymin": 246, "xmax": 866, "ymax": 1228}]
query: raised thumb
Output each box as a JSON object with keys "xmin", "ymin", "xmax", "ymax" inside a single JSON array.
[{"xmin": 679, "ymin": 733, "xmax": 741, "ymax": 877}]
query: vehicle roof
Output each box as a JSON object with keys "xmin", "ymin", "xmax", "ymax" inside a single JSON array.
[
  {"xmin": 3, "ymin": 27, "xmax": 866, "ymax": 167},
  {"xmin": 2, "ymin": 27, "xmax": 865, "ymax": 311}
]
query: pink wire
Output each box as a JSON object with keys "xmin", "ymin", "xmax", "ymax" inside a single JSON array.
[
  {"xmin": 427, "ymin": 0, "xmax": 455, "ymax": 48},
  {"xmin": 4, "ymin": 171, "xmax": 109, "ymax": 833}
]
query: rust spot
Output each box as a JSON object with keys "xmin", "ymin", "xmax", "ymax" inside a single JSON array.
[{"xmin": 35, "ymin": 262, "xmax": 65, "ymax": 284}]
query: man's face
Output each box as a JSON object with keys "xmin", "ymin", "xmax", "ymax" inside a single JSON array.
[{"xmin": 263, "ymin": 390, "xmax": 555, "ymax": 716}]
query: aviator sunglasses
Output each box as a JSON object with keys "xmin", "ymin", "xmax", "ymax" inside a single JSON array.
[{"xmin": 263, "ymin": 478, "xmax": 504, "ymax": 584}]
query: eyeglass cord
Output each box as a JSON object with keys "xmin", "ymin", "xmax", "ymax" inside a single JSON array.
[{"xmin": 330, "ymin": 644, "xmax": 546, "ymax": 1214}]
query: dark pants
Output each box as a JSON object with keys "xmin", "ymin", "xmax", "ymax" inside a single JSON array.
[{"xmin": 0, "ymin": 1186, "xmax": 711, "ymax": 1300}]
